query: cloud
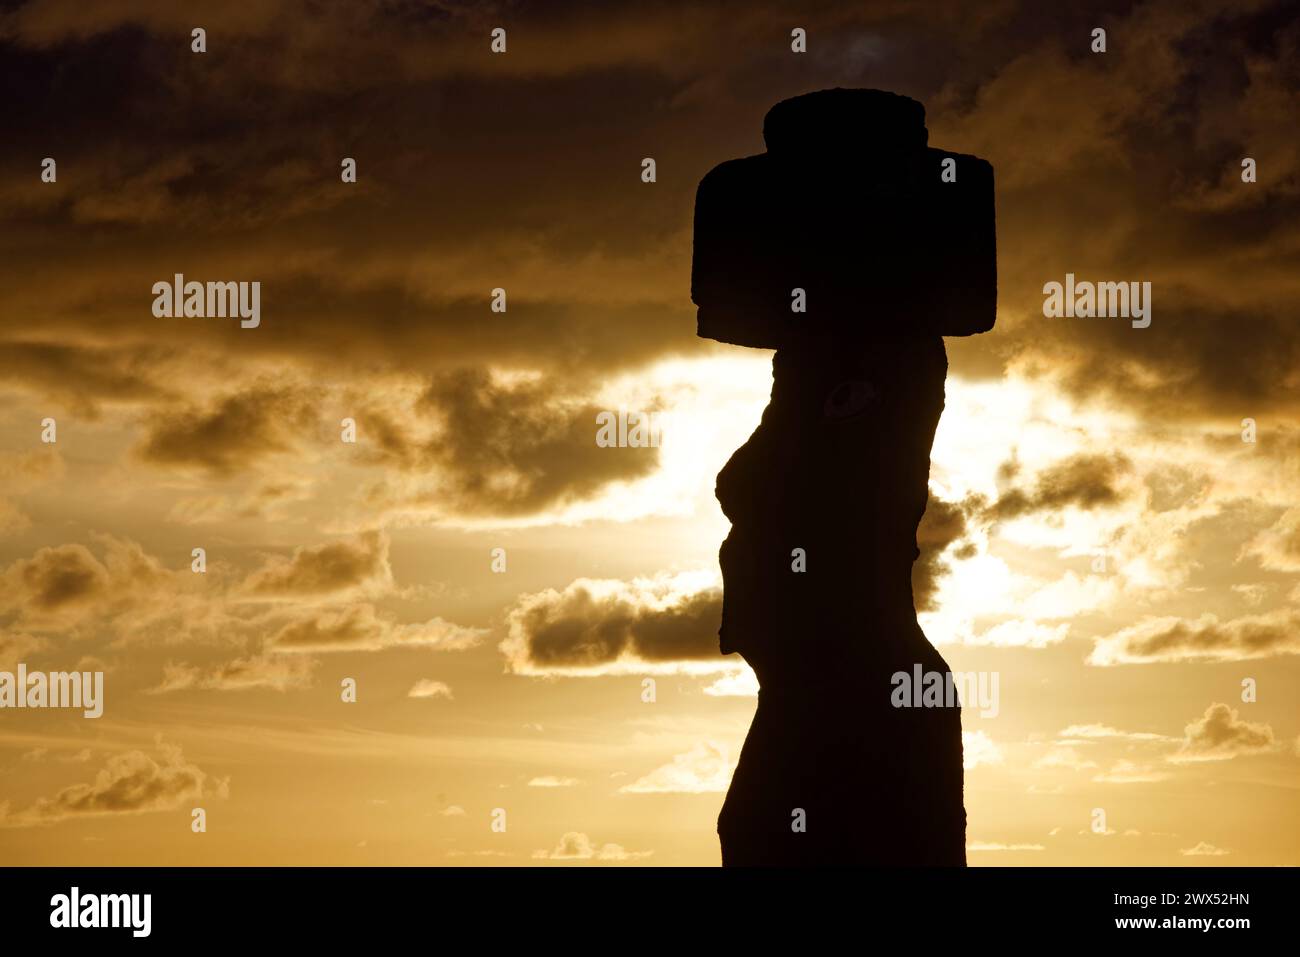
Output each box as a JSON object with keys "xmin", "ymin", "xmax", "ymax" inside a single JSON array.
[
  {"xmin": 531, "ymin": 831, "xmax": 652, "ymax": 862},
  {"xmin": 0, "ymin": 341, "xmax": 175, "ymax": 416},
  {"xmin": 1017, "ymin": 572, "xmax": 1117, "ymax": 624},
  {"xmin": 0, "ymin": 631, "xmax": 46, "ymax": 670},
  {"xmin": 1058, "ymin": 723, "xmax": 1174, "ymax": 743},
  {"xmin": 149, "ymin": 654, "xmax": 316, "ymax": 693},
  {"xmin": 1144, "ymin": 464, "xmax": 1211, "ymax": 514},
  {"xmin": 0, "ymin": 742, "xmax": 224, "ymax": 828},
  {"xmin": 1180, "ymin": 841, "xmax": 1230, "ymax": 857},
  {"xmin": 619, "ymin": 741, "xmax": 734, "ymax": 794},
  {"xmin": 971, "ymin": 618, "xmax": 1070, "ymax": 648},
  {"xmin": 701, "ymin": 668, "xmax": 759, "ymax": 697},
  {"xmin": 527, "ymin": 776, "xmax": 579, "ymax": 788},
  {"xmin": 967, "ymin": 841, "xmax": 1045, "ymax": 852},
  {"xmin": 21, "ymin": 747, "xmax": 90, "ymax": 764},
  {"xmin": 1026, "ymin": 784, "xmax": 1063, "ymax": 795},
  {"xmin": 0, "ymin": 448, "xmax": 71, "ymax": 536},
  {"xmin": 1241, "ymin": 507, "xmax": 1300, "ymax": 571},
  {"xmin": 1092, "ymin": 760, "xmax": 1171, "ymax": 784},
  {"xmin": 0, "ymin": 543, "xmax": 112, "ymax": 622},
  {"xmin": 408, "ymin": 679, "xmax": 453, "ymax": 700},
  {"xmin": 270, "ymin": 603, "xmax": 486, "ymax": 654},
  {"xmin": 989, "ymin": 453, "xmax": 1133, "ymax": 520},
  {"xmin": 1088, "ymin": 608, "xmax": 1300, "ymax": 665},
  {"xmin": 358, "ymin": 368, "xmax": 661, "ymax": 517},
  {"xmin": 166, "ymin": 477, "xmax": 315, "ymax": 526},
  {"xmin": 135, "ymin": 384, "xmax": 318, "ymax": 476},
  {"xmin": 0, "ymin": 533, "xmax": 465, "ymax": 663},
  {"xmin": 1169, "ymin": 703, "xmax": 1275, "ymax": 763},
  {"xmin": 501, "ymin": 571, "xmax": 724, "ymax": 676},
  {"xmin": 913, "ymin": 493, "xmax": 982, "ymax": 611},
  {"xmin": 0, "ymin": 497, "xmax": 29, "ymax": 537},
  {"xmin": 0, "ymin": 446, "xmax": 64, "ymax": 487},
  {"xmin": 241, "ymin": 531, "xmax": 393, "ymax": 599},
  {"xmin": 0, "ymin": 535, "xmax": 215, "ymax": 641},
  {"xmin": 1034, "ymin": 745, "xmax": 1097, "ymax": 771},
  {"xmin": 2, "ymin": 0, "xmax": 1297, "ymax": 442},
  {"xmin": 938, "ymin": 0, "xmax": 1300, "ymax": 421},
  {"xmin": 962, "ymin": 731, "xmax": 1004, "ymax": 770}
]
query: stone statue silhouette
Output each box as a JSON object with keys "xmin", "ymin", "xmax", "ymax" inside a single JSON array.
[{"xmin": 691, "ymin": 89, "xmax": 997, "ymax": 866}]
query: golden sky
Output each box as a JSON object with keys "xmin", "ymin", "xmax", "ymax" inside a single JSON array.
[{"xmin": 1, "ymin": 0, "xmax": 1299, "ymax": 866}]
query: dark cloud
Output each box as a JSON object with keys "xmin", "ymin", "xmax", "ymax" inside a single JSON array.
[
  {"xmin": 150, "ymin": 653, "xmax": 316, "ymax": 693},
  {"xmin": 135, "ymin": 384, "xmax": 318, "ymax": 475},
  {"xmin": 938, "ymin": 2, "xmax": 1300, "ymax": 417},
  {"xmin": 269, "ymin": 602, "xmax": 486, "ymax": 653},
  {"xmin": 0, "ymin": 742, "xmax": 223, "ymax": 827},
  {"xmin": 0, "ymin": 536, "xmax": 229, "ymax": 641},
  {"xmin": 0, "ymin": 631, "xmax": 46, "ymax": 670},
  {"xmin": 2, "ymin": 0, "xmax": 1294, "ymax": 456},
  {"xmin": 1145, "ymin": 463, "xmax": 1212, "ymax": 513},
  {"xmin": 913, "ymin": 492, "xmax": 983, "ymax": 611},
  {"xmin": 358, "ymin": 368, "xmax": 660, "ymax": 515},
  {"xmin": 990, "ymin": 453, "xmax": 1132, "ymax": 519},
  {"xmin": 1171, "ymin": 702, "xmax": 1275, "ymax": 762},
  {"xmin": 1088, "ymin": 606, "xmax": 1300, "ymax": 665},
  {"xmin": 242, "ymin": 530, "xmax": 392, "ymax": 598},
  {"xmin": 0, "ymin": 543, "xmax": 112, "ymax": 618},
  {"xmin": 0, "ymin": 341, "xmax": 176, "ymax": 417},
  {"xmin": 421, "ymin": 369, "xmax": 660, "ymax": 513},
  {"xmin": 502, "ymin": 574, "xmax": 723, "ymax": 674},
  {"xmin": 0, "ymin": 446, "xmax": 63, "ymax": 485}
]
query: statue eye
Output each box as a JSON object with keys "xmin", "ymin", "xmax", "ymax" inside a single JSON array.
[{"xmin": 824, "ymin": 379, "xmax": 877, "ymax": 420}]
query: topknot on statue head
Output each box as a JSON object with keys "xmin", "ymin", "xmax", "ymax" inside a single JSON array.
[
  {"xmin": 762, "ymin": 88, "xmax": 929, "ymax": 161},
  {"xmin": 691, "ymin": 88, "xmax": 997, "ymax": 351}
]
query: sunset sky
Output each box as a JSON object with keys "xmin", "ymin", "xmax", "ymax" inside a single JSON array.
[{"xmin": 2, "ymin": 0, "xmax": 1298, "ymax": 866}]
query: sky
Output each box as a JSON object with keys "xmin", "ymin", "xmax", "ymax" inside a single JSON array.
[{"xmin": 1, "ymin": 0, "xmax": 1298, "ymax": 866}]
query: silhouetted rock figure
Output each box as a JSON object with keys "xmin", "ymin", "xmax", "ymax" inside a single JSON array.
[{"xmin": 691, "ymin": 89, "xmax": 997, "ymax": 866}]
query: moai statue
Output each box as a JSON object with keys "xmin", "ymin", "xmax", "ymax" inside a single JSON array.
[{"xmin": 691, "ymin": 89, "xmax": 997, "ymax": 865}]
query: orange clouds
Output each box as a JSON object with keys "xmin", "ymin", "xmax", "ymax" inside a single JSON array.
[
  {"xmin": 619, "ymin": 741, "xmax": 734, "ymax": 794},
  {"xmin": 0, "ymin": 536, "xmax": 204, "ymax": 639},
  {"xmin": 136, "ymin": 385, "xmax": 318, "ymax": 476},
  {"xmin": 1171, "ymin": 703, "xmax": 1276, "ymax": 763},
  {"xmin": 0, "ymin": 742, "xmax": 223, "ymax": 828},
  {"xmin": 502, "ymin": 572, "xmax": 724, "ymax": 675},
  {"xmin": 989, "ymin": 452, "xmax": 1133, "ymax": 519},
  {"xmin": 1088, "ymin": 607, "xmax": 1300, "ymax": 665},
  {"xmin": 357, "ymin": 369, "xmax": 662, "ymax": 516},
  {"xmin": 150, "ymin": 654, "xmax": 316, "ymax": 693},
  {"xmin": 532, "ymin": 831, "xmax": 652, "ymax": 862},
  {"xmin": 269, "ymin": 603, "xmax": 485, "ymax": 653},
  {"xmin": 242, "ymin": 530, "xmax": 393, "ymax": 599}
]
